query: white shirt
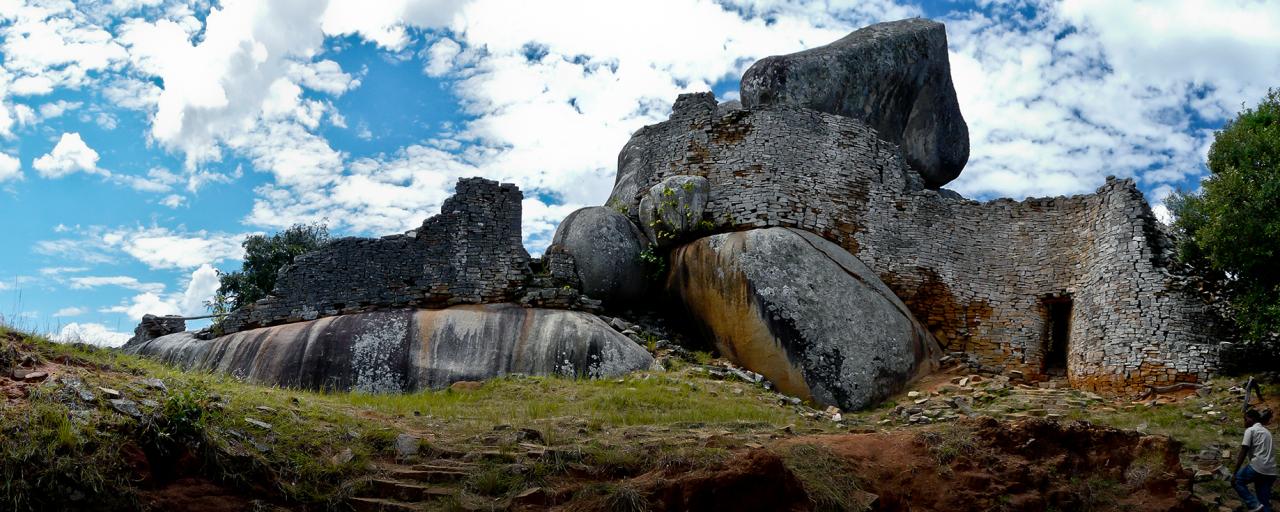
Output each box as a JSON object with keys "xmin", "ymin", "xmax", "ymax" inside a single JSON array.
[{"xmin": 1243, "ymin": 423, "xmax": 1277, "ymax": 476}]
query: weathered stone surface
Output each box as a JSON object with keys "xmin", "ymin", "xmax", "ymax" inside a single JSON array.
[
  {"xmin": 220, "ymin": 178, "xmax": 534, "ymax": 335},
  {"xmin": 605, "ymin": 96, "xmax": 924, "ymax": 222},
  {"xmin": 124, "ymin": 304, "xmax": 652, "ymax": 392},
  {"xmin": 595, "ymin": 81, "xmax": 1219, "ymax": 393},
  {"xmin": 637, "ymin": 175, "xmax": 710, "ymax": 246},
  {"xmin": 740, "ymin": 18, "xmax": 969, "ymax": 188},
  {"xmin": 667, "ymin": 227, "xmax": 940, "ymax": 410},
  {"xmin": 123, "ymin": 314, "xmax": 186, "ymax": 349},
  {"xmin": 549, "ymin": 207, "xmax": 648, "ymax": 305}
]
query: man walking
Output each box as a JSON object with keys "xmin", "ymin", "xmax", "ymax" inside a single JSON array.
[{"xmin": 1233, "ymin": 408, "xmax": 1276, "ymax": 512}]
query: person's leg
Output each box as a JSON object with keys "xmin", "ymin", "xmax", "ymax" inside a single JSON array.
[
  {"xmin": 1257, "ymin": 473, "xmax": 1275, "ymax": 512},
  {"xmin": 1237, "ymin": 465, "xmax": 1261, "ymax": 509}
]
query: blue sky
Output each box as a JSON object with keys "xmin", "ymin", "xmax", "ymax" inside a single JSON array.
[{"xmin": 1, "ymin": 0, "xmax": 1277, "ymax": 345}]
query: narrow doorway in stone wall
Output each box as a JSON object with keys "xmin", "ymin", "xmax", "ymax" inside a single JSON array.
[{"xmin": 1042, "ymin": 296, "xmax": 1072, "ymax": 377}]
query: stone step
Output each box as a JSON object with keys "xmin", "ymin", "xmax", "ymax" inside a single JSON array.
[
  {"xmin": 369, "ymin": 479, "xmax": 455, "ymax": 502},
  {"xmin": 392, "ymin": 467, "xmax": 469, "ymax": 483},
  {"xmin": 415, "ymin": 459, "xmax": 478, "ymax": 470},
  {"xmin": 462, "ymin": 450, "xmax": 519, "ymax": 463},
  {"xmin": 348, "ymin": 497, "xmax": 423, "ymax": 512}
]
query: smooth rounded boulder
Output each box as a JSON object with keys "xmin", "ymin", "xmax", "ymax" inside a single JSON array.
[
  {"xmin": 123, "ymin": 304, "xmax": 653, "ymax": 392},
  {"xmin": 668, "ymin": 227, "xmax": 940, "ymax": 410},
  {"xmin": 740, "ymin": 18, "xmax": 969, "ymax": 188},
  {"xmin": 638, "ymin": 175, "xmax": 710, "ymax": 246},
  {"xmin": 550, "ymin": 206, "xmax": 649, "ymax": 305}
]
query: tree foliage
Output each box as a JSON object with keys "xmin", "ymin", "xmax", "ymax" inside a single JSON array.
[
  {"xmin": 207, "ymin": 223, "xmax": 331, "ymax": 315},
  {"xmin": 1170, "ymin": 88, "xmax": 1280, "ymax": 345}
]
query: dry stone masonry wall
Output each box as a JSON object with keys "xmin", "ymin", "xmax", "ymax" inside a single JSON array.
[
  {"xmin": 610, "ymin": 91, "xmax": 1220, "ymax": 394},
  {"xmin": 220, "ymin": 178, "xmax": 536, "ymax": 334}
]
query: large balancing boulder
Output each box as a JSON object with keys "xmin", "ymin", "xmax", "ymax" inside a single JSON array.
[
  {"xmin": 740, "ymin": 18, "xmax": 969, "ymax": 188},
  {"xmin": 123, "ymin": 304, "xmax": 653, "ymax": 392},
  {"xmin": 668, "ymin": 227, "xmax": 939, "ymax": 410},
  {"xmin": 550, "ymin": 206, "xmax": 649, "ymax": 305}
]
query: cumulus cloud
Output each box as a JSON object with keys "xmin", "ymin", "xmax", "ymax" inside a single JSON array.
[
  {"xmin": 0, "ymin": 3, "xmax": 128, "ymax": 96},
  {"xmin": 287, "ymin": 59, "xmax": 361, "ymax": 95},
  {"xmin": 320, "ymin": 0, "xmax": 467, "ymax": 51},
  {"xmin": 117, "ymin": 0, "xmax": 331, "ymax": 165},
  {"xmin": 943, "ymin": 0, "xmax": 1280, "ymax": 200},
  {"xmin": 102, "ymin": 263, "xmax": 222, "ymax": 320},
  {"xmin": 236, "ymin": 0, "xmax": 919, "ymax": 253},
  {"xmin": 53, "ymin": 322, "xmax": 131, "ymax": 347},
  {"xmin": 423, "ymin": 37, "xmax": 461, "ymax": 76},
  {"xmin": 0, "ymin": 152, "xmax": 21, "ymax": 182},
  {"xmin": 33, "ymin": 132, "xmax": 104, "ymax": 178}
]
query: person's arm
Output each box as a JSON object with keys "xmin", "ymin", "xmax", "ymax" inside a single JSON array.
[
  {"xmin": 1233, "ymin": 428, "xmax": 1253, "ymax": 483},
  {"xmin": 1233, "ymin": 444, "xmax": 1250, "ymax": 482}
]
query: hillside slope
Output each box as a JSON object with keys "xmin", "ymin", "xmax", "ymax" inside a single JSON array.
[{"xmin": 0, "ymin": 327, "xmax": 1259, "ymax": 511}]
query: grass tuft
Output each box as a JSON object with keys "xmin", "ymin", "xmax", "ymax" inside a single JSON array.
[{"xmin": 779, "ymin": 443, "xmax": 871, "ymax": 512}]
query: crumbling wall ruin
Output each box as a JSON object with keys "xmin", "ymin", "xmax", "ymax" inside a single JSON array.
[
  {"xmin": 609, "ymin": 92, "xmax": 1220, "ymax": 393},
  {"xmin": 220, "ymin": 178, "xmax": 537, "ymax": 334}
]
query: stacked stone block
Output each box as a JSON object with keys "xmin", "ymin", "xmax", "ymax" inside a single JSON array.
[
  {"xmin": 610, "ymin": 95, "xmax": 1220, "ymax": 393},
  {"xmin": 220, "ymin": 178, "xmax": 534, "ymax": 334}
]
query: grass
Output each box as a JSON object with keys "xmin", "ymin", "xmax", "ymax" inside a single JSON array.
[
  {"xmin": 778, "ymin": 443, "xmax": 872, "ymax": 512},
  {"xmin": 0, "ymin": 325, "xmax": 835, "ymax": 511},
  {"xmin": 918, "ymin": 422, "xmax": 986, "ymax": 467}
]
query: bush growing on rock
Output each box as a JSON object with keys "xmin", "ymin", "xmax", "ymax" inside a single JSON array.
[{"xmin": 207, "ymin": 223, "xmax": 331, "ymax": 315}]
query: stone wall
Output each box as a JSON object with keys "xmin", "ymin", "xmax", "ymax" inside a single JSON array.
[
  {"xmin": 610, "ymin": 93, "xmax": 1219, "ymax": 393},
  {"xmin": 220, "ymin": 177, "xmax": 534, "ymax": 334},
  {"xmin": 859, "ymin": 179, "xmax": 1220, "ymax": 393}
]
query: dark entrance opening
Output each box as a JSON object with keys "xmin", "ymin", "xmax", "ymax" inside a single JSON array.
[{"xmin": 1042, "ymin": 297, "xmax": 1072, "ymax": 377}]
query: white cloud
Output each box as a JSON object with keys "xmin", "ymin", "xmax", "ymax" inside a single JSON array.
[
  {"xmin": 53, "ymin": 307, "xmax": 85, "ymax": 317},
  {"xmin": 117, "ymin": 1, "xmax": 330, "ymax": 166},
  {"xmin": 103, "ymin": 78, "xmax": 162, "ymax": 111},
  {"xmin": 104, "ymin": 226, "xmax": 247, "ymax": 270},
  {"xmin": 102, "ymin": 263, "xmax": 222, "ymax": 321},
  {"xmin": 38, "ymin": 100, "xmax": 81, "ymax": 119},
  {"xmin": 107, "ymin": 0, "xmax": 166, "ymax": 14},
  {"xmin": 38, "ymin": 266, "xmax": 88, "ymax": 276},
  {"xmin": 69, "ymin": 275, "xmax": 165, "ymax": 293},
  {"xmin": 320, "ymin": 0, "xmax": 467, "ymax": 51},
  {"xmin": 423, "ymin": 37, "xmax": 461, "ymax": 76},
  {"xmin": 33, "ymin": 238, "xmax": 115, "ymax": 264},
  {"xmin": 160, "ymin": 194, "xmax": 185, "ymax": 208},
  {"xmin": 179, "ymin": 264, "xmax": 220, "ymax": 316},
  {"xmin": 288, "ymin": 59, "xmax": 361, "ymax": 95},
  {"xmin": 0, "ymin": 152, "xmax": 21, "ymax": 182},
  {"xmin": 53, "ymin": 323, "xmax": 131, "ymax": 347},
  {"xmin": 36, "ymin": 225, "xmax": 248, "ymax": 269},
  {"xmin": 33, "ymin": 132, "xmax": 104, "ymax": 178},
  {"xmin": 0, "ymin": 3, "xmax": 128, "ymax": 96},
  {"xmin": 943, "ymin": 0, "xmax": 1280, "ymax": 200},
  {"xmin": 114, "ymin": 166, "xmax": 182, "ymax": 193},
  {"xmin": 239, "ymin": 0, "xmax": 915, "ymax": 253},
  {"xmin": 102, "ymin": 291, "xmax": 180, "ymax": 320},
  {"xmin": 12, "ymin": 104, "xmax": 37, "ymax": 127},
  {"xmin": 94, "ymin": 111, "xmax": 119, "ymax": 130}
]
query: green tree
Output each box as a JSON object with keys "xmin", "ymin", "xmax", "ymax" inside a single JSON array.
[
  {"xmin": 1170, "ymin": 88, "xmax": 1280, "ymax": 346},
  {"xmin": 207, "ymin": 223, "xmax": 331, "ymax": 314}
]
